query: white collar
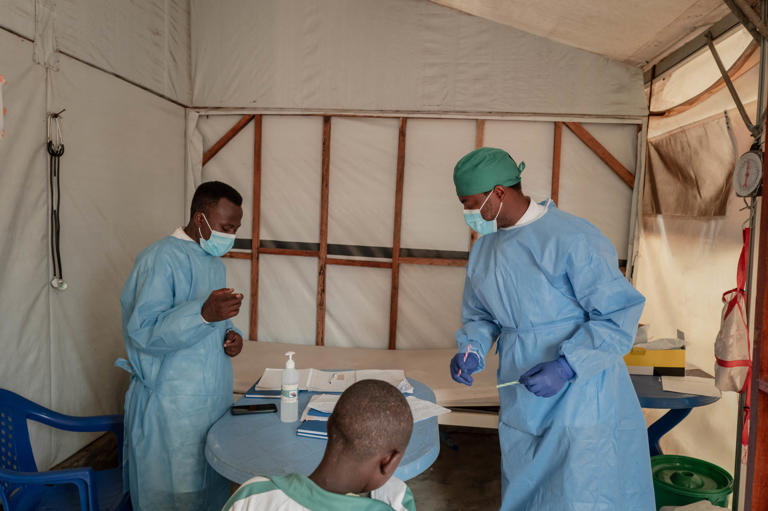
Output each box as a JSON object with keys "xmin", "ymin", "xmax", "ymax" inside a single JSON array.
[
  {"xmin": 500, "ymin": 199, "xmax": 551, "ymax": 230},
  {"xmin": 171, "ymin": 226, "xmax": 195, "ymax": 242}
]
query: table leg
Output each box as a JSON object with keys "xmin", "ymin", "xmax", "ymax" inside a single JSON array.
[{"xmin": 647, "ymin": 408, "xmax": 692, "ymax": 456}]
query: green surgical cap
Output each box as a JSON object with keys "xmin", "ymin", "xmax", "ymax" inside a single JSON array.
[{"xmin": 453, "ymin": 147, "xmax": 525, "ymax": 196}]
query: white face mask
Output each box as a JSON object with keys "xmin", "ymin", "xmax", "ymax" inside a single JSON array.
[{"xmin": 463, "ymin": 192, "xmax": 502, "ymax": 236}]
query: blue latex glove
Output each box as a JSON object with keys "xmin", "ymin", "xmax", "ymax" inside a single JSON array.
[
  {"xmin": 450, "ymin": 351, "xmax": 480, "ymax": 386},
  {"xmin": 519, "ymin": 356, "xmax": 575, "ymax": 397}
]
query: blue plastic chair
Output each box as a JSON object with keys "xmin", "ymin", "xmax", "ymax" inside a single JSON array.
[{"xmin": 0, "ymin": 389, "xmax": 130, "ymax": 511}]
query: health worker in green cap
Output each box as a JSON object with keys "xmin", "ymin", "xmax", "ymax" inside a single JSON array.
[{"xmin": 449, "ymin": 147, "xmax": 654, "ymax": 511}]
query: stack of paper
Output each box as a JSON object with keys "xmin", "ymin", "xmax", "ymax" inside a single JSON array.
[
  {"xmin": 661, "ymin": 375, "xmax": 721, "ymax": 398},
  {"xmin": 296, "ymin": 393, "xmax": 451, "ymax": 439},
  {"xmin": 251, "ymin": 368, "xmax": 414, "ymax": 394}
]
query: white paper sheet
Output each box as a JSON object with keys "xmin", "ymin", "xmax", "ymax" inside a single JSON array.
[
  {"xmin": 306, "ymin": 369, "xmax": 413, "ymax": 393},
  {"xmin": 254, "ymin": 368, "xmax": 312, "ymax": 390},
  {"xmin": 254, "ymin": 368, "xmax": 414, "ymax": 393},
  {"xmin": 300, "ymin": 394, "xmax": 451, "ymax": 423},
  {"xmin": 405, "ymin": 396, "xmax": 451, "ymax": 423},
  {"xmin": 661, "ymin": 376, "xmax": 722, "ymax": 398}
]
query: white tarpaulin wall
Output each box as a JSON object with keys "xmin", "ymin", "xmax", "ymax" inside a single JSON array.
[
  {"xmin": 189, "ymin": 0, "xmax": 646, "ymax": 117},
  {"xmin": 636, "ymin": 46, "xmax": 761, "ymax": 482},
  {"xmin": 0, "ymin": 29, "xmax": 185, "ymax": 469},
  {"xmin": 193, "ymin": 114, "xmax": 640, "ymax": 350}
]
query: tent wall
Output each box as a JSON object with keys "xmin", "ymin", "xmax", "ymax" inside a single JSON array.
[
  {"xmin": 192, "ymin": 114, "xmax": 640, "ymax": 350},
  {"xmin": 0, "ymin": 0, "xmax": 191, "ymax": 104},
  {"xmin": 0, "ymin": 30, "xmax": 185, "ymax": 469},
  {"xmin": 189, "ymin": 0, "xmax": 647, "ymax": 117},
  {"xmin": 635, "ymin": 103, "xmax": 756, "ymax": 480}
]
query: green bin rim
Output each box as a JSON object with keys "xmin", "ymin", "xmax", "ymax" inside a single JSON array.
[{"xmin": 651, "ymin": 455, "xmax": 733, "ymax": 496}]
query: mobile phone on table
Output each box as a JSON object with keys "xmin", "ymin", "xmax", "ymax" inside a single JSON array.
[{"xmin": 231, "ymin": 403, "xmax": 278, "ymax": 415}]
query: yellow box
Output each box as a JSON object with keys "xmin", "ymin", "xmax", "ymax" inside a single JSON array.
[{"xmin": 624, "ymin": 347, "xmax": 685, "ymax": 376}]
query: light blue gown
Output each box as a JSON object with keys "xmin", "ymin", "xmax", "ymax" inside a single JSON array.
[
  {"xmin": 117, "ymin": 234, "xmax": 236, "ymax": 511},
  {"xmin": 457, "ymin": 202, "xmax": 655, "ymax": 511}
]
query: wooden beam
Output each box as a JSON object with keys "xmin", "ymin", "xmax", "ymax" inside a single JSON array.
[
  {"xmin": 748, "ymin": 118, "xmax": 768, "ymax": 507},
  {"xmin": 551, "ymin": 122, "xmax": 562, "ymax": 205},
  {"xmin": 316, "ymin": 116, "xmax": 332, "ymax": 346},
  {"xmin": 249, "ymin": 115, "xmax": 262, "ymax": 341},
  {"xmin": 564, "ymin": 122, "xmax": 635, "ymax": 189},
  {"xmin": 259, "ymin": 247, "xmax": 319, "ymax": 258},
  {"xmin": 222, "ymin": 252, "xmax": 251, "ymax": 260},
  {"xmin": 650, "ymin": 42, "xmax": 758, "ymax": 118},
  {"xmin": 469, "ymin": 119, "xmax": 485, "ymax": 249},
  {"xmin": 202, "ymin": 114, "xmax": 255, "ymax": 166},
  {"xmin": 399, "ymin": 257, "xmax": 467, "ymax": 267},
  {"xmin": 389, "ymin": 118, "xmax": 407, "ymax": 350},
  {"xmin": 475, "ymin": 119, "xmax": 485, "ymax": 148},
  {"xmin": 328, "ymin": 258, "xmax": 393, "ymax": 269}
]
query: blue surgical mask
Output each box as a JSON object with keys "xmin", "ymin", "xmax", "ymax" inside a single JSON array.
[
  {"xmin": 463, "ymin": 192, "xmax": 502, "ymax": 236},
  {"xmin": 199, "ymin": 214, "xmax": 236, "ymax": 257}
]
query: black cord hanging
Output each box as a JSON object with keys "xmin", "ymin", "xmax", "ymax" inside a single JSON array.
[{"xmin": 47, "ymin": 110, "xmax": 67, "ymax": 290}]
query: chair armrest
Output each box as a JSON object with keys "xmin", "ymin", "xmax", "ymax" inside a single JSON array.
[
  {"xmin": 27, "ymin": 408, "xmax": 123, "ymax": 435},
  {"xmin": 0, "ymin": 466, "xmax": 98, "ymax": 511},
  {"xmin": 27, "ymin": 410, "xmax": 125, "ymax": 464}
]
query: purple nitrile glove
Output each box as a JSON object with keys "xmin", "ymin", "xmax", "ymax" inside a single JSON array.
[
  {"xmin": 450, "ymin": 351, "xmax": 480, "ymax": 386},
  {"xmin": 519, "ymin": 356, "xmax": 575, "ymax": 397}
]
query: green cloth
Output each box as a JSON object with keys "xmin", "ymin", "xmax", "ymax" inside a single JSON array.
[{"xmin": 453, "ymin": 147, "xmax": 525, "ymax": 196}]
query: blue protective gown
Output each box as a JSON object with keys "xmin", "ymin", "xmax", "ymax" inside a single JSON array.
[
  {"xmin": 117, "ymin": 234, "xmax": 236, "ymax": 511},
  {"xmin": 457, "ymin": 202, "xmax": 655, "ymax": 511}
]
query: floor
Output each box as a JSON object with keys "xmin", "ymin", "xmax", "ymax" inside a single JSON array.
[{"xmin": 53, "ymin": 425, "xmax": 502, "ymax": 510}]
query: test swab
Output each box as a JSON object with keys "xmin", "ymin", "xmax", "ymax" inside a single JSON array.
[{"xmin": 496, "ymin": 380, "xmax": 520, "ymax": 388}]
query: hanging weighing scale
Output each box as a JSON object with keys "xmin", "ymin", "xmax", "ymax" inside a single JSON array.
[{"xmin": 733, "ymin": 150, "xmax": 763, "ymax": 197}]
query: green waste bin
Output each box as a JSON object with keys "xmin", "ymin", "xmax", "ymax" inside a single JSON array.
[{"xmin": 651, "ymin": 455, "xmax": 733, "ymax": 510}]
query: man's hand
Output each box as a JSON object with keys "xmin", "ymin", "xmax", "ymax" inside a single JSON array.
[
  {"xmin": 450, "ymin": 351, "xmax": 480, "ymax": 386},
  {"xmin": 519, "ymin": 356, "xmax": 575, "ymax": 397},
  {"xmin": 202, "ymin": 288, "xmax": 242, "ymax": 322},
  {"xmin": 223, "ymin": 330, "xmax": 243, "ymax": 357}
]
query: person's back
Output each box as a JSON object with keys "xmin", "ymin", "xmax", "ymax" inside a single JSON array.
[{"xmin": 223, "ymin": 380, "xmax": 416, "ymax": 511}]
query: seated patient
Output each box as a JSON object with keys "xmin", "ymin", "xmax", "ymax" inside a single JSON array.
[{"xmin": 222, "ymin": 379, "xmax": 416, "ymax": 511}]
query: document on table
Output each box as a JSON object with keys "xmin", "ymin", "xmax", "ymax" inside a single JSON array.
[
  {"xmin": 253, "ymin": 368, "xmax": 414, "ymax": 393},
  {"xmin": 300, "ymin": 394, "xmax": 450, "ymax": 423},
  {"xmin": 306, "ymin": 369, "xmax": 414, "ymax": 394},
  {"xmin": 661, "ymin": 375, "xmax": 721, "ymax": 398},
  {"xmin": 253, "ymin": 368, "xmax": 312, "ymax": 390}
]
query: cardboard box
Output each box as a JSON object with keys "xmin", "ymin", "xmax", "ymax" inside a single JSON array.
[{"xmin": 624, "ymin": 346, "xmax": 685, "ymax": 376}]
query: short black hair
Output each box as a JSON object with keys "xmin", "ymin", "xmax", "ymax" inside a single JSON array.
[
  {"xmin": 190, "ymin": 181, "xmax": 242, "ymax": 219},
  {"xmin": 327, "ymin": 380, "xmax": 413, "ymax": 460}
]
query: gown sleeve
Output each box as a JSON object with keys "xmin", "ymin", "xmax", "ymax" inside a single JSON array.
[
  {"xmin": 455, "ymin": 273, "xmax": 501, "ymax": 371},
  {"xmin": 121, "ymin": 254, "xmax": 216, "ymax": 355},
  {"xmin": 558, "ymin": 233, "xmax": 645, "ymax": 381}
]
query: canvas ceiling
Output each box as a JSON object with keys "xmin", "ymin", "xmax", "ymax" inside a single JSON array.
[{"xmin": 431, "ymin": 0, "xmax": 733, "ymax": 67}]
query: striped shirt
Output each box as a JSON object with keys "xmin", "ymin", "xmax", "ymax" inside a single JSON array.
[{"xmin": 222, "ymin": 474, "xmax": 416, "ymax": 511}]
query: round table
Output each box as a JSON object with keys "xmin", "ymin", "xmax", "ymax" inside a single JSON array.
[
  {"xmin": 205, "ymin": 378, "xmax": 440, "ymax": 484},
  {"xmin": 630, "ymin": 374, "xmax": 720, "ymax": 456}
]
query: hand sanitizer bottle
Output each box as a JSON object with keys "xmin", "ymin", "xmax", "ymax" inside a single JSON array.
[{"xmin": 280, "ymin": 351, "xmax": 299, "ymax": 423}]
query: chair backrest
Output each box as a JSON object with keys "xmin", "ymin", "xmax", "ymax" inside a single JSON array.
[{"xmin": 0, "ymin": 389, "xmax": 43, "ymax": 498}]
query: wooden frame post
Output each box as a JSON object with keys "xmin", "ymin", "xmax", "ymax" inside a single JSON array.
[
  {"xmin": 249, "ymin": 115, "xmax": 262, "ymax": 341},
  {"xmin": 316, "ymin": 117, "xmax": 332, "ymax": 346},
  {"xmin": 748, "ymin": 115, "xmax": 768, "ymax": 506},
  {"xmin": 469, "ymin": 119, "xmax": 485, "ymax": 248},
  {"xmin": 551, "ymin": 122, "xmax": 562, "ymax": 205},
  {"xmin": 388, "ymin": 118, "xmax": 407, "ymax": 350}
]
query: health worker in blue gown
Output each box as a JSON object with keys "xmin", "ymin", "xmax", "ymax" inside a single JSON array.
[
  {"xmin": 117, "ymin": 181, "xmax": 245, "ymax": 511},
  {"xmin": 449, "ymin": 148, "xmax": 655, "ymax": 511}
]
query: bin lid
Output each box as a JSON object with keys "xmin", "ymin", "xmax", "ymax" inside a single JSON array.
[{"xmin": 652, "ymin": 455, "xmax": 733, "ymax": 496}]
